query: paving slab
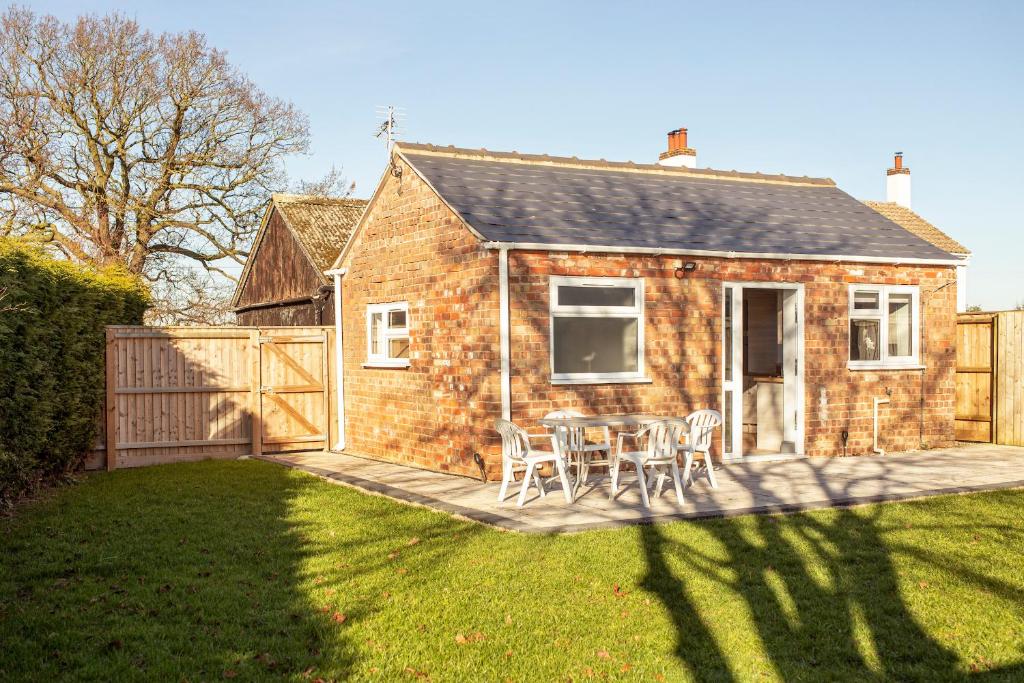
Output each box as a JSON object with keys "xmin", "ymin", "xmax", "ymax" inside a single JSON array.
[{"xmin": 258, "ymin": 444, "xmax": 1024, "ymax": 533}]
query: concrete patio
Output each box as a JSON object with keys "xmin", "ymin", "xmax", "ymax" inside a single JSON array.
[{"xmin": 259, "ymin": 443, "xmax": 1024, "ymax": 533}]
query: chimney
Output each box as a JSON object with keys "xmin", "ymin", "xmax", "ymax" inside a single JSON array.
[
  {"xmin": 658, "ymin": 128, "xmax": 697, "ymax": 168},
  {"xmin": 886, "ymin": 152, "xmax": 911, "ymax": 209}
]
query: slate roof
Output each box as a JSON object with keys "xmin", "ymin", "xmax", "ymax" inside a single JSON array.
[
  {"xmin": 398, "ymin": 144, "xmax": 957, "ymax": 262},
  {"xmin": 272, "ymin": 194, "xmax": 368, "ymax": 272},
  {"xmin": 862, "ymin": 201, "xmax": 969, "ymax": 256}
]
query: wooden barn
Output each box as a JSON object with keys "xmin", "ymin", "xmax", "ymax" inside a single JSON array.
[{"xmin": 232, "ymin": 194, "xmax": 367, "ymax": 325}]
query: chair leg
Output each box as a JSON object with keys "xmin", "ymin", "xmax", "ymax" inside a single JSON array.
[
  {"xmin": 609, "ymin": 457, "xmax": 620, "ymax": 500},
  {"xmin": 635, "ymin": 465, "xmax": 650, "ymax": 509},
  {"xmin": 671, "ymin": 459, "xmax": 685, "ymax": 504},
  {"xmin": 703, "ymin": 450, "xmax": 719, "ymax": 488},
  {"xmin": 681, "ymin": 450, "xmax": 695, "ymax": 487},
  {"xmin": 497, "ymin": 460, "xmax": 513, "ymax": 502},
  {"xmin": 516, "ymin": 462, "xmax": 536, "ymax": 507},
  {"xmin": 652, "ymin": 467, "xmax": 667, "ymax": 500},
  {"xmin": 554, "ymin": 458, "xmax": 574, "ymax": 504}
]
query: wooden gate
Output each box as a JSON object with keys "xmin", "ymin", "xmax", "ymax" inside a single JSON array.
[
  {"xmin": 955, "ymin": 311, "xmax": 1024, "ymax": 445},
  {"xmin": 257, "ymin": 331, "xmax": 330, "ymax": 454},
  {"xmin": 98, "ymin": 326, "xmax": 335, "ymax": 469},
  {"xmin": 955, "ymin": 315, "xmax": 995, "ymax": 442}
]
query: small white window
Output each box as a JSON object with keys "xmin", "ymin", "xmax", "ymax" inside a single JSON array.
[
  {"xmin": 549, "ymin": 276, "xmax": 646, "ymax": 384},
  {"xmin": 848, "ymin": 285, "xmax": 920, "ymax": 369},
  {"xmin": 366, "ymin": 302, "xmax": 410, "ymax": 367}
]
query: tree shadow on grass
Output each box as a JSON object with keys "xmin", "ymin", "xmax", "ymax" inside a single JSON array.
[
  {"xmin": 0, "ymin": 460, "xmax": 355, "ymax": 680},
  {"xmin": 639, "ymin": 497, "xmax": 1024, "ymax": 682}
]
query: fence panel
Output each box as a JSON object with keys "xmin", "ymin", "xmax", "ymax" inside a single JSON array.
[{"xmin": 955, "ymin": 315, "xmax": 994, "ymax": 442}]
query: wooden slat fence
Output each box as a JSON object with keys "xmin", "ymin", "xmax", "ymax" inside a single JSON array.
[
  {"xmin": 955, "ymin": 311, "xmax": 1024, "ymax": 445},
  {"xmin": 88, "ymin": 326, "xmax": 336, "ymax": 470}
]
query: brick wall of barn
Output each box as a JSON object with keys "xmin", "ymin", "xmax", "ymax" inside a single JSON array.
[
  {"xmin": 336, "ymin": 159, "xmax": 957, "ymax": 478},
  {"xmin": 338, "ymin": 157, "xmax": 501, "ymax": 476}
]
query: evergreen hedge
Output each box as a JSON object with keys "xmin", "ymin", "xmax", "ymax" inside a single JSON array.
[{"xmin": 0, "ymin": 239, "xmax": 149, "ymax": 509}]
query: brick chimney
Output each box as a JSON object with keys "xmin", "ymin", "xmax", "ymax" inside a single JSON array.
[
  {"xmin": 658, "ymin": 128, "xmax": 697, "ymax": 168},
  {"xmin": 886, "ymin": 152, "xmax": 911, "ymax": 209}
]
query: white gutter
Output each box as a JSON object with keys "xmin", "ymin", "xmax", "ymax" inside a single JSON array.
[
  {"xmin": 497, "ymin": 248, "xmax": 511, "ymax": 421},
  {"xmin": 325, "ymin": 268, "xmax": 347, "ymax": 451},
  {"xmin": 481, "ymin": 241, "xmax": 963, "ymax": 267}
]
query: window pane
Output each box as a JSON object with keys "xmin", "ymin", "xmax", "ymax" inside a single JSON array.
[
  {"xmin": 388, "ymin": 309, "xmax": 406, "ymax": 328},
  {"xmin": 853, "ymin": 290, "xmax": 880, "ymax": 311},
  {"xmin": 558, "ymin": 285, "xmax": 635, "ymax": 308},
  {"xmin": 723, "ymin": 390, "xmax": 733, "ymax": 455},
  {"xmin": 888, "ymin": 294, "xmax": 913, "ymax": 357},
  {"xmin": 552, "ymin": 317, "xmax": 639, "ymax": 374},
  {"xmin": 388, "ymin": 336, "xmax": 409, "ymax": 359},
  {"xmin": 370, "ymin": 313, "xmax": 383, "ymax": 355},
  {"xmin": 849, "ymin": 319, "xmax": 880, "ymax": 361},
  {"xmin": 724, "ymin": 289, "xmax": 733, "ymax": 382}
]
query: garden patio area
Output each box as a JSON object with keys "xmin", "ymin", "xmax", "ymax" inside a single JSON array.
[
  {"xmin": 3, "ymin": 457, "xmax": 1024, "ymax": 680},
  {"xmin": 265, "ymin": 443, "xmax": 1024, "ymax": 533}
]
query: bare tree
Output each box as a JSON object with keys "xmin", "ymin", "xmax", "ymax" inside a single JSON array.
[{"xmin": 0, "ymin": 8, "xmax": 310, "ymax": 317}]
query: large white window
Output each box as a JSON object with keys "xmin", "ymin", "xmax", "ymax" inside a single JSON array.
[
  {"xmin": 549, "ymin": 276, "xmax": 646, "ymax": 384},
  {"xmin": 848, "ymin": 285, "xmax": 920, "ymax": 369},
  {"xmin": 366, "ymin": 302, "xmax": 410, "ymax": 367}
]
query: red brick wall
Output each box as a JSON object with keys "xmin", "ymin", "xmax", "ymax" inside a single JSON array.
[
  {"xmin": 508, "ymin": 252, "xmax": 957, "ymax": 461},
  {"xmin": 338, "ymin": 157, "xmax": 501, "ymax": 476},
  {"xmin": 338, "ymin": 160, "xmax": 957, "ymax": 477}
]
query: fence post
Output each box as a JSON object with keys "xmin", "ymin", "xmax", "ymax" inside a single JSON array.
[
  {"xmin": 105, "ymin": 327, "xmax": 117, "ymax": 471},
  {"xmin": 249, "ymin": 329, "xmax": 263, "ymax": 457}
]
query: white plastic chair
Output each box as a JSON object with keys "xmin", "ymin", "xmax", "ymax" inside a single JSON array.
[
  {"xmin": 495, "ymin": 419, "xmax": 573, "ymax": 506},
  {"xmin": 543, "ymin": 409, "xmax": 612, "ymax": 491},
  {"xmin": 679, "ymin": 409, "xmax": 722, "ymax": 489},
  {"xmin": 610, "ymin": 419, "xmax": 689, "ymax": 508}
]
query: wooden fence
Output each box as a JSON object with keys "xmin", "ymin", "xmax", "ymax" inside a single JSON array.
[
  {"xmin": 88, "ymin": 326, "xmax": 337, "ymax": 470},
  {"xmin": 955, "ymin": 311, "xmax": 1024, "ymax": 445}
]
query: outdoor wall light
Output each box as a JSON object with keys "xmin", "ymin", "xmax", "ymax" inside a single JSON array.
[{"xmin": 674, "ymin": 262, "xmax": 698, "ymax": 279}]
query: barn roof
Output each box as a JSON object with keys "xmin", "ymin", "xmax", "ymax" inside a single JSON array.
[
  {"xmin": 393, "ymin": 143, "xmax": 958, "ymax": 263},
  {"xmin": 862, "ymin": 201, "xmax": 969, "ymax": 256},
  {"xmin": 231, "ymin": 194, "xmax": 367, "ymax": 308}
]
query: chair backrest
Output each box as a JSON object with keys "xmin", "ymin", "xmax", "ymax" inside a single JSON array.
[
  {"xmin": 685, "ymin": 410, "xmax": 723, "ymax": 451},
  {"xmin": 495, "ymin": 419, "xmax": 531, "ymax": 463},
  {"xmin": 644, "ymin": 419, "xmax": 688, "ymax": 462},
  {"xmin": 543, "ymin": 409, "xmax": 586, "ymax": 451}
]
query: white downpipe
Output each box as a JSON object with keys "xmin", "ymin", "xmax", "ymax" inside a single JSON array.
[
  {"xmin": 326, "ymin": 268, "xmax": 347, "ymax": 451},
  {"xmin": 873, "ymin": 397, "xmax": 890, "ymax": 455},
  {"xmin": 498, "ymin": 247, "xmax": 511, "ymax": 421}
]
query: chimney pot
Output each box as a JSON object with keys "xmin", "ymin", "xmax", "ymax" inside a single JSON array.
[
  {"xmin": 658, "ymin": 127, "xmax": 697, "ymax": 168},
  {"xmin": 885, "ymin": 152, "xmax": 911, "ymax": 208}
]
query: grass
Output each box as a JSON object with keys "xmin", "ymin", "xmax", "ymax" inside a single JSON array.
[{"xmin": 1, "ymin": 461, "xmax": 1023, "ymax": 681}]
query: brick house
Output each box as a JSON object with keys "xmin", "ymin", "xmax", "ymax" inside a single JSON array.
[
  {"xmin": 232, "ymin": 194, "xmax": 366, "ymax": 325},
  {"xmin": 325, "ymin": 134, "xmax": 967, "ymax": 478}
]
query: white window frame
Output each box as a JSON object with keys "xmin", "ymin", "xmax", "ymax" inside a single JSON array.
[
  {"xmin": 847, "ymin": 285, "xmax": 921, "ymax": 370},
  {"xmin": 365, "ymin": 301, "xmax": 410, "ymax": 368},
  {"xmin": 548, "ymin": 276, "xmax": 647, "ymax": 384}
]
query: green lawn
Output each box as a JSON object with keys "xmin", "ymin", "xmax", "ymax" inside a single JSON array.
[{"xmin": 2, "ymin": 461, "xmax": 1023, "ymax": 681}]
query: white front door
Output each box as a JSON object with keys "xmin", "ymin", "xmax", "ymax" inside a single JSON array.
[
  {"xmin": 721, "ymin": 284, "xmax": 743, "ymax": 459},
  {"xmin": 721, "ymin": 283, "xmax": 804, "ymax": 458}
]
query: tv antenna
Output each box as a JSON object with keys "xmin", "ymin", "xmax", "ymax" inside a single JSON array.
[{"xmin": 375, "ymin": 105, "xmax": 405, "ymax": 159}]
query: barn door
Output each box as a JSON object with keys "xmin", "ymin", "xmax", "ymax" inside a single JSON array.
[{"xmin": 258, "ymin": 332, "xmax": 329, "ymax": 453}]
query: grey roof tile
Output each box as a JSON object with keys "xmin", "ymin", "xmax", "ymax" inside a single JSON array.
[{"xmin": 402, "ymin": 149, "xmax": 955, "ymax": 261}]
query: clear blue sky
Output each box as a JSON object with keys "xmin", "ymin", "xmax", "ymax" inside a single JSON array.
[{"xmin": 33, "ymin": 0, "xmax": 1024, "ymax": 309}]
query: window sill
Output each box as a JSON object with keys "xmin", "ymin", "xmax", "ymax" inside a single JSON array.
[
  {"xmin": 363, "ymin": 360, "xmax": 411, "ymax": 369},
  {"xmin": 550, "ymin": 376, "xmax": 653, "ymax": 386},
  {"xmin": 847, "ymin": 363, "xmax": 925, "ymax": 371}
]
